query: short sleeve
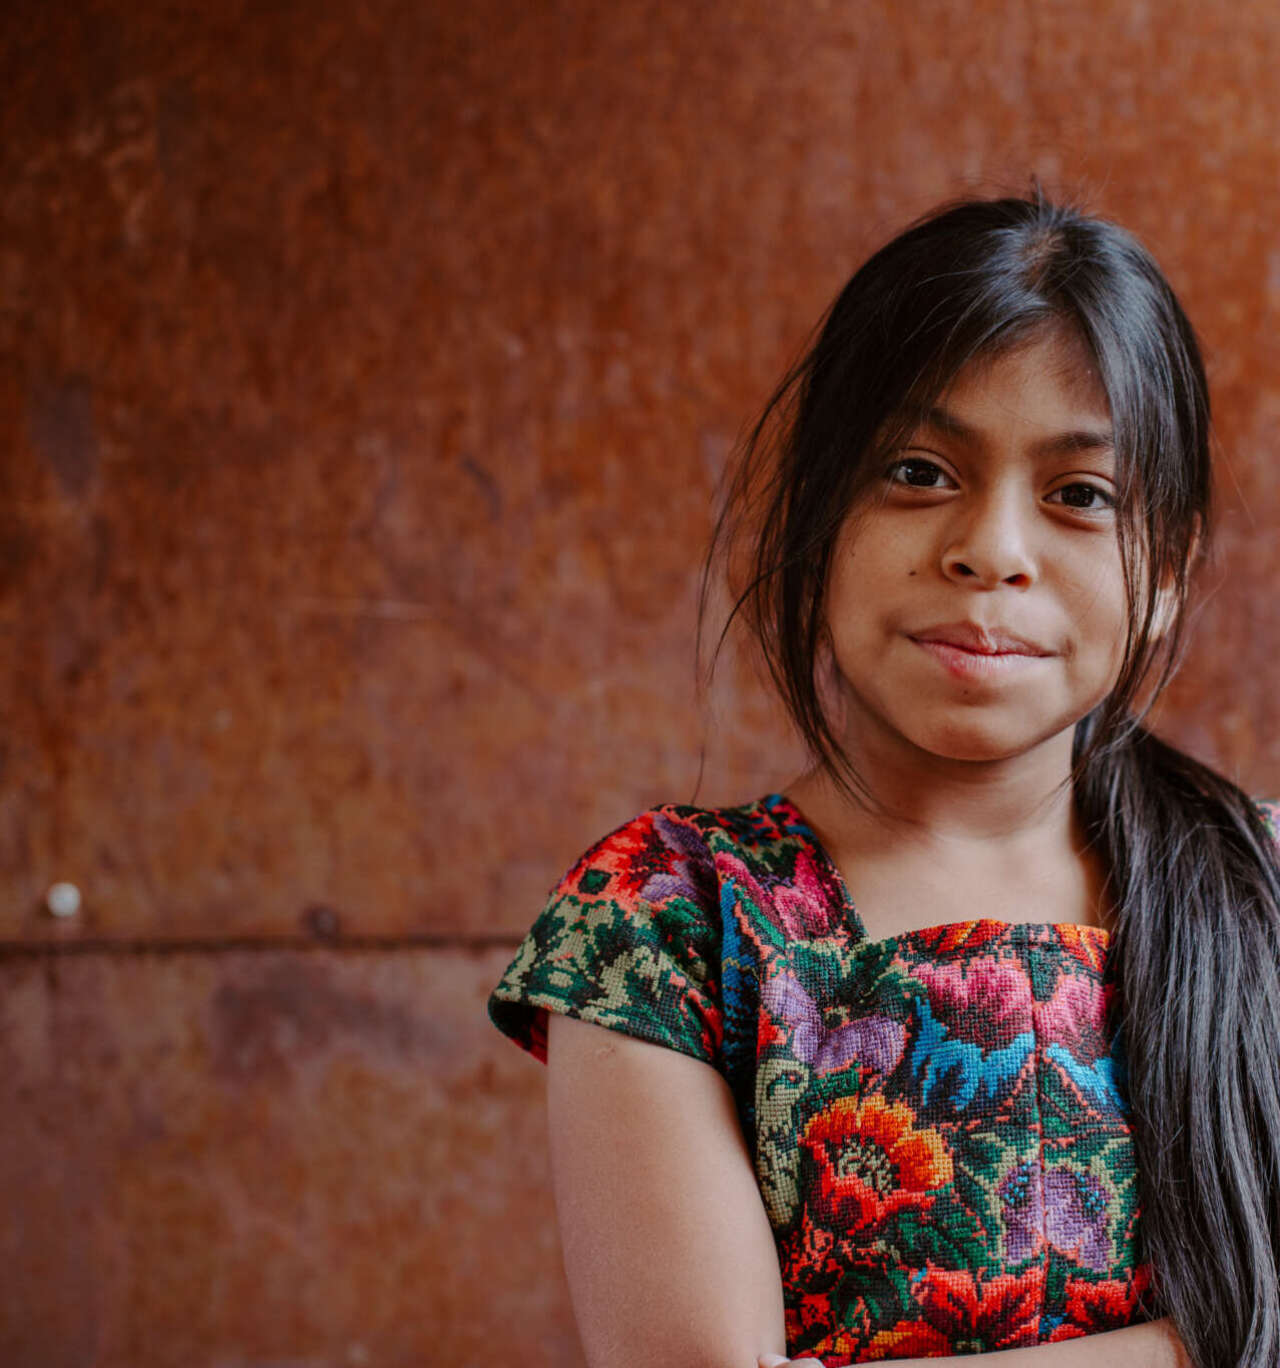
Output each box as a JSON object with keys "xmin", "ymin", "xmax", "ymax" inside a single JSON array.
[
  {"xmin": 1255, "ymin": 797, "xmax": 1280, "ymax": 854},
  {"xmin": 486, "ymin": 805, "xmax": 724, "ymax": 1067}
]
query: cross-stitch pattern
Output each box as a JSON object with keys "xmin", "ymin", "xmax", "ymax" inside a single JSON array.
[{"xmin": 489, "ymin": 792, "xmax": 1280, "ymax": 1360}]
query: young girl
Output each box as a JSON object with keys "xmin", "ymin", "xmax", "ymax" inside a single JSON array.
[{"xmin": 487, "ymin": 192, "xmax": 1280, "ymax": 1367}]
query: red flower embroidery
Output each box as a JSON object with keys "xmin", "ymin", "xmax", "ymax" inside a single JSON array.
[
  {"xmin": 794, "ymin": 1291, "xmax": 834, "ymax": 1335},
  {"xmin": 779, "ymin": 1217, "xmax": 841, "ymax": 1287},
  {"xmin": 800, "ymin": 1095, "xmax": 953, "ymax": 1232},
  {"xmin": 786, "ymin": 1293, "xmax": 875, "ymax": 1363},
  {"xmin": 1048, "ymin": 1264, "xmax": 1154, "ymax": 1338},
  {"xmin": 592, "ymin": 810, "xmax": 673, "ymax": 895},
  {"xmin": 862, "ymin": 1320, "xmax": 953, "ymax": 1360},
  {"xmin": 907, "ymin": 1264, "xmax": 1044, "ymax": 1349},
  {"xmin": 758, "ymin": 1013, "xmax": 788, "ymax": 1051}
]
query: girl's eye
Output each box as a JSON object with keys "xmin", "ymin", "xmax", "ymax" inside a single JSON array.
[
  {"xmin": 886, "ymin": 457, "xmax": 952, "ymax": 489},
  {"xmin": 1047, "ymin": 482, "xmax": 1116, "ymax": 512},
  {"xmin": 886, "ymin": 460, "xmax": 1116, "ymax": 514}
]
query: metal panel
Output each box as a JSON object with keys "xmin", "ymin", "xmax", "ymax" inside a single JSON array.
[
  {"xmin": 3, "ymin": 2, "xmax": 1278, "ymax": 943},
  {"xmin": 0, "ymin": 946, "xmax": 581, "ymax": 1367}
]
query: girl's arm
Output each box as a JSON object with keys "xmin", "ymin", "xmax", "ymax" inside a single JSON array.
[
  {"xmin": 992, "ymin": 1317, "xmax": 1190, "ymax": 1366},
  {"xmin": 763, "ymin": 1316, "xmax": 1190, "ymax": 1367},
  {"xmin": 546, "ymin": 1012, "xmax": 789, "ymax": 1368},
  {"xmin": 918, "ymin": 1317, "xmax": 1190, "ymax": 1367},
  {"xmin": 547, "ymin": 1016, "xmax": 1194, "ymax": 1368}
]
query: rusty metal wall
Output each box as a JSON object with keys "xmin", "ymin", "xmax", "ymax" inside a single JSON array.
[
  {"xmin": 3, "ymin": 1, "xmax": 1278, "ymax": 1364},
  {"xmin": 0, "ymin": 947, "xmax": 577, "ymax": 1366}
]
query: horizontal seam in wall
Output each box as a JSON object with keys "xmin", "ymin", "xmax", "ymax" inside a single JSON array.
[{"xmin": 0, "ymin": 932, "xmax": 520, "ymax": 958}]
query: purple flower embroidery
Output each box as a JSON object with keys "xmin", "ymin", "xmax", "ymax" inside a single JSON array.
[
  {"xmin": 637, "ymin": 812, "xmax": 717, "ymax": 905},
  {"xmin": 998, "ymin": 1161, "xmax": 1044, "ymax": 1265},
  {"xmin": 999, "ymin": 1161, "xmax": 1110, "ymax": 1272},
  {"xmin": 762, "ymin": 973, "xmax": 906, "ymax": 1077},
  {"xmin": 1045, "ymin": 1167, "xmax": 1112, "ymax": 1271}
]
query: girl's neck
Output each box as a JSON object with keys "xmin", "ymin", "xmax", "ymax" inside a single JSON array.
[
  {"xmin": 781, "ymin": 761, "xmax": 1115, "ymax": 936},
  {"xmin": 785, "ymin": 717, "xmax": 1082, "ymax": 851}
]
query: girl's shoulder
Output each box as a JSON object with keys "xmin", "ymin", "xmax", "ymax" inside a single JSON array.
[
  {"xmin": 486, "ymin": 793, "xmax": 844, "ymax": 1066},
  {"xmin": 485, "ymin": 797, "xmax": 769, "ymax": 1068},
  {"xmin": 547, "ymin": 791, "xmax": 823, "ymax": 903}
]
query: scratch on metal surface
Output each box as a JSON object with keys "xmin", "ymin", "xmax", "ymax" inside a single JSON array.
[
  {"xmin": 285, "ymin": 595, "xmax": 441, "ymax": 621},
  {"xmin": 281, "ymin": 596, "xmax": 550, "ymax": 706}
]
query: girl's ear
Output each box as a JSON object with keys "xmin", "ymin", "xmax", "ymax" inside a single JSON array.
[
  {"xmin": 1151, "ymin": 579, "xmax": 1177, "ymax": 642},
  {"xmin": 1150, "ymin": 514, "xmax": 1203, "ymax": 642}
]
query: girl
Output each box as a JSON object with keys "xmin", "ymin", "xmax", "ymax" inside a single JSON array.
[{"xmin": 487, "ymin": 191, "xmax": 1280, "ymax": 1367}]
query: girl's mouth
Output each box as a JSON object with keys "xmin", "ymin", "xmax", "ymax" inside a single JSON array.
[{"xmin": 910, "ymin": 637, "xmax": 1050, "ymax": 682}]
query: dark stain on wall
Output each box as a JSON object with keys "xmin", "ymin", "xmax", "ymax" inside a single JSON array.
[
  {"xmin": 208, "ymin": 957, "xmax": 441, "ymax": 1082},
  {"xmin": 27, "ymin": 375, "xmax": 98, "ymax": 499}
]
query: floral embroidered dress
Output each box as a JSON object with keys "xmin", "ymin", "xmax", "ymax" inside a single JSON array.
[{"xmin": 488, "ymin": 792, "xmax": 1280, "ymax": 1362}]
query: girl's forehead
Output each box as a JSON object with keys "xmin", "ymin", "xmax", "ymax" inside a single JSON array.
[
  {"xmin": 923, "ymin": 325, "xmax": 1112, "ymax": 436},
  {"xmin": 862, "ymin": 325, "xmax": 1104, "ymax": 456},
  {"xmin": 860, "ymin": 331, "xmax": 1117, "ymax": 497}
]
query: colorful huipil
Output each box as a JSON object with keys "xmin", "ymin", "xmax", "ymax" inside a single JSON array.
[{"xmin": 488, "ymin": 792, "xmax": 1280, "ymax": 1361}]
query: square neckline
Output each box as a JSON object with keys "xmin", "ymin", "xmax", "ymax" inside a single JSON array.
[{"xmin": 760, "ymin": 789, "xmax": 1113, "ymax": 950}]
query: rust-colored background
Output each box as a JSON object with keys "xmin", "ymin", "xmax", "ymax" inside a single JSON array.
[{"xmin": 3, "ymin": 2, "xmax": 1278, "ymax": 1364}]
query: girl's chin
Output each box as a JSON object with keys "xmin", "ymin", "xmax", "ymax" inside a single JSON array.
[
  {"xmin": 894, "ymin": 714, "xmax": 1070, "ymax": 764},
  {"xmin": 831, "ymin": 685, "xmax": 1081, "ymax": 763},
  {"xmin": 917, "ymin": 734, "xmax": 1072, "ymax": 766}
]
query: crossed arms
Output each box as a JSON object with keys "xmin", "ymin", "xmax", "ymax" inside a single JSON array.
[{"xmin": 545, "ymin": 1015, "xmax": 1191, "ymax": 1368}]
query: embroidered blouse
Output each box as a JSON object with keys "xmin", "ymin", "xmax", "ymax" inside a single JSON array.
[{"xmin": 487, "ymin": 791, "xmax": 1280, "ymax": 1361}]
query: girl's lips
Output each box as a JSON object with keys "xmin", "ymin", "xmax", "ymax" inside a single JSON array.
[{"xmin": 910, "ymin": 636, "xmax": 1050, "ymax": 682}]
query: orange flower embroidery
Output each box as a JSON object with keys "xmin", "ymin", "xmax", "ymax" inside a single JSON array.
[
  {"xmin": 1059, "ymin": 922, "xmax": 1109, "ymax": 975},
  {"xmin": 800, "ymin": 1094, "xmax": 953, "ymax": 1232},
  {"xmin": 916, "ymin": 920, "xmax": 1009, "ymax": 956}
]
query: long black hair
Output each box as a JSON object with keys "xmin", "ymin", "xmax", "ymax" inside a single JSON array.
[{"xmin": 696, "ymin": 190, "xmax": 1280, "ymax": 1367}]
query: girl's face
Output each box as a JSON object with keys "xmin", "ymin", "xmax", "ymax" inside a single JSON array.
[{"xmin": 824, "ymin": 321, "xmax": 1138, "ymax": 767}]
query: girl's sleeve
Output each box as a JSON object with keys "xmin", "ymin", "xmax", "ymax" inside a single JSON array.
[
  {"xmin": 487, "ymin": 805, "xmax": 724, "ymax": 1068},
  {"xmin": 1256, "ymin": 797, "xmax": 1280, "ymax": 856}
]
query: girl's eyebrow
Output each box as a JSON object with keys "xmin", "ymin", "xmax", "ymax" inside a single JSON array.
[{"xmin": 899, "ymin": 403, "xmax": 1115, "ymax": 460}]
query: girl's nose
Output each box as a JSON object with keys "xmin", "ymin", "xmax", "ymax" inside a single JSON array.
[{"xmin": 940, "ymin": 493, "xmax": 1035, "ymax": 589}]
